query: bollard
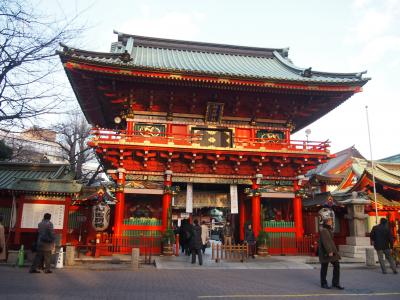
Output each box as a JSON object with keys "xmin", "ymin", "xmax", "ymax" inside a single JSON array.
[
  {"xmin": 366, "ymin": 248, "xmax": 375, "ymax": 266},
  {"xmin": 131, "ymin": 248, "xmax": 139, "ymax": 269},
  {"xmin": 65, "ymin": 245, "xmax": 75, "ymax": 266},
  {"xmin": 17, "ymin": 245, "xmax": 24, "ymax": 267},
  {"xmin": 56, "ymin": 247, "xmax": 64, "ymax": 269}
]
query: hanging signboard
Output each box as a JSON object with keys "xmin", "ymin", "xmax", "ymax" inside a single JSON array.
[
  {"xmin": 230, "ymin": 184, "xmax": 238, "ymax": 214},
  {"xmin": 186, "ymin": 183, "xmax": 193, "ymax": 213}
]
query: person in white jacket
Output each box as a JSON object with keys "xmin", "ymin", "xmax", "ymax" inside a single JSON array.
[{"xmin": 201, "ymin": 221, "xmax": 209, "ymax": 254}]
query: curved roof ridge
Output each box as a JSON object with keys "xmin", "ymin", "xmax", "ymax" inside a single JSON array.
[
  {"xmin": 59, "ymin": 43, "xmax": 121, "ymax": 59},
  {"xmin": 114, "ymin": 30, "xmax": 289, "ymax": 58},
  {"xmin": 273, "ymin": 51, "xmax": 369, "ymax": 79}
]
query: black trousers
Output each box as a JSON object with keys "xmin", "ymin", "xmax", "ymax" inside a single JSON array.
[
  {"xmin": 31, "ymin": 250, "xmax": 51, "ymax": 272},
  {"xmin": 191, "ymin": 248, "xmax": 203, "ymax": 265},
  {"xmin": 320, "ymin": 260, "xmax": 340, "ymax": 286}
]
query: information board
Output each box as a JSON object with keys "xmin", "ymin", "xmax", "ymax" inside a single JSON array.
[{"xmin": 21, "ymin": 203, "xmax": 65, "ymax": 229}]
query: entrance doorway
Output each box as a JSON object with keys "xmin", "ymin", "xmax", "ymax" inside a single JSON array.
[{"xmin": 172, "ymin": 183, "xmax": 236, "ymax": 242}]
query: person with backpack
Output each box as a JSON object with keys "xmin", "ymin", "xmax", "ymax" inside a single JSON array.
[
  {"xmin": 29, "ymin": 213, "xmax": 55, "ymax": 274},
  {"xmin": 181, "ymin": 219, "xmax": 193, "ymax": 256}
]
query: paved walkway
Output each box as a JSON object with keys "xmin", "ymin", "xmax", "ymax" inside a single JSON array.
[{"xmin": 155, "ymin": 252, "xmax": 315, "ymax": 269}]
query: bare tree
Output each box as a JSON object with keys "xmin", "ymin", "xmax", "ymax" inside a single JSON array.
[
  {"xmin": 0, "ymin": 0, "xmax": 83, "ymax": 126},
  {"xmin": 54, "ymin": 112, "xmax": 102, "ymax": 184}
]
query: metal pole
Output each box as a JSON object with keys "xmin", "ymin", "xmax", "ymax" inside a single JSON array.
[{"xmin": 365, "ymin": 106, "xmax": 379, "ymax": 224}]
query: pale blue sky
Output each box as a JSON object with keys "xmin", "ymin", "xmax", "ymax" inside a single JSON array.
[{"xmin": 43, "ymin": 0, "xmax": 400, "ymax": 159}]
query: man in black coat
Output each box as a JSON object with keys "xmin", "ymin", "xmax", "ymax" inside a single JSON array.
[
  {"xmin": 370, "ymin": 218, "xmax": 397, "ymax": 274},
  {"xmin": 29, "ymin": 213, "xmax": 55, "ymax": 274},
  {"xmin": 190, "ymin": 219, "xmax": 203, "ymax": 265}
]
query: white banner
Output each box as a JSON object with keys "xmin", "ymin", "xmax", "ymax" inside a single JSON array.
[
  {"xmin": 186, "ymin": 183, "xmax": 193, "ymax": 213},
  {"xmin": 230, "ymin": 184, "xmax": 238, "ymax": 214},
  {"xmin": 21, "ymin": 203, "xmax": 65, "ymax": 229}
]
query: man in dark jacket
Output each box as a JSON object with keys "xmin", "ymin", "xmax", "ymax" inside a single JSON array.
[
  {"xmin": 29, "ymin": 213, "xmax": 55, "ymax": 274},
  {"xmin": 245, "ymin": 223, "xmax": 256, "ymax": 258},
  {"xmin": 190, "ymin": 219, "xmax": 203, "ymax": 265},
  {"xmin": 223, "ymin": 221, "xmax": 234, "ymax": 245},
  {"xmin": 318, "ymin": 208, "xmax": 344, "ymax": 289},
  {"xmin": 370, "ymin": 218, "xmax": 397, "ymax": 274}
]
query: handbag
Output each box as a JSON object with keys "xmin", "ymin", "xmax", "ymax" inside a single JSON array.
[{"xmin": 206, "ymin": 241, "xmax": 211, "ymax": 248}]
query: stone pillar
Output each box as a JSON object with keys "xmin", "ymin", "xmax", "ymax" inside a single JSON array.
[
  {"xmin": 293, "ymin": 181, "xmax": 304, "ymax": 239},
  {"xmin": 162, "ymin": 170, "xmax": 173, "ymax": 232},
  {"xmin": 366, "ymin": 248, "xmax": 375, "ymax": 266},
  {"xmin": 251, "ymin": 174, "xmax": 262, "ymax": 237},
  {"xmin": 114, "ymin": 170, "xmax": 126, "ymax": 236},
  {"xmin": 65, "ymin": 245, "xmax": 75, "ymax": 266},
  {"xmin": 131, "ymin": 248, "xmax": 140, "ymax": 269},
  {"xmin": 338, "ymin": 192, "xmax": 374, "ymax": 260}
]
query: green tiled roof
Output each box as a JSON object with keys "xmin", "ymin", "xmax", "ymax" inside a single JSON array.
[
  {"xmin": 365, "ymin": 165, "xmax": 400, "ymax": 186},
  {"xmin": 0, "ymin": 162, "xmax": 80, "ymax": 194},
  {"xmin": 8, "ymin": 178, "xmax": 81, "ymax": 194},
  {"xmin": 59, "ymin": 33, "xmax": 369, "ymax": 86},
  {"xmin": 379, "ymin": 154, "xmax": 400, "ymax": 163}
]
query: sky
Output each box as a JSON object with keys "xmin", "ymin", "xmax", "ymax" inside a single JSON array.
[{"xmin": 42, "ymin": 0, "xmax": 400, "ymax": 160}]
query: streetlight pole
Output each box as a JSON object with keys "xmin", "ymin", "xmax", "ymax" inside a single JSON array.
[{"xmin": 365, "ymin": 105, "xmax": 379, "ymax": 224}]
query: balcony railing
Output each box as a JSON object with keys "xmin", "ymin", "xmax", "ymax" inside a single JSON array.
[{"xmin": 90, "ymin": 128, "xmax": 330, "ymax": 153}]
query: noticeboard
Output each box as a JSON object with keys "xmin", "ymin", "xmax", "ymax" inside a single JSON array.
[{"xmin": 21, "ymin": 203, "xmax": 65, "ymax": 229}]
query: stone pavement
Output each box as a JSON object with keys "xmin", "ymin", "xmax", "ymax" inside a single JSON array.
[
  {"xmin": 0, "ymin": 264, "xmax": 399, "ymax": 300},
  {"xmin": 155, "ymin": 253, "xmax": 316, "ymax": 270}
]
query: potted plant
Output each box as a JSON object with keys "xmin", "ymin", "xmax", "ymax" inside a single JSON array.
[
  {"xmin": 161, "ymin": 229, "xmax": 176, "ymax": 256},
  {"xmin": 257, "ymin": 231, "xmax": 270, "ymax": 257}
]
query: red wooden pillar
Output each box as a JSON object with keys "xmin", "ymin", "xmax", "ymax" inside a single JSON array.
[
  {"xmin": 293, "ymin": 181, "xmax": 304, "ymax": 238},
  {"xmin": 14, "ymin": 194, "xmax": 24, "ymax": 245},
  {"xmin": 114, "ymin": 170, "xmax": 126, "ymax": 236},
  {"xmin": 62, "ymin": 195, "xmax": 72, "ymax": 245},
  {"xmin": 239, "ymin": 197, "xmax": 246, "ymax": 241},
  {"xmin": 126, "ymin": 119, "xmax": 134, "ymax": 136},
  {"xmin": 388, "ymin": 211, "xmax": 396, "ymax": 240},
  {"xmin": 251, "ymin": 174, "xmax": 262, "ymax": 238},
  {"xmin": 162, "ymin": 170, "xmax": 173, "ymax": 232}
]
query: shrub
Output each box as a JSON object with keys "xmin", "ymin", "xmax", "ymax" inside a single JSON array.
[
  {"xmin": 257, "ymin": 231, "xmax": 270, "ymax": 246},
  {"xmin": 162, "ymin": 229, "xmax": 176, "ymax": 244}
]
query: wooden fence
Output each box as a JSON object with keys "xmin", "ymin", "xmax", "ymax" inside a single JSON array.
[{"xmin": 211, "ymin": 242, "xmax": 248, "ymax": 262}]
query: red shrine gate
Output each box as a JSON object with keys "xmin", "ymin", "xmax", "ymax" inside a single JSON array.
[{"xmin": 59, "ymin": 32, "xmax": 369, "ymax": 255}]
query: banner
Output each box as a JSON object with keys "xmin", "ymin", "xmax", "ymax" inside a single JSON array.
[
  {"xmin": 186, "ymin": 183, "xmax": 193, "ymax": 213},
  {"xmin": 21, "ymin": 203, "xmax": 65, "ymax": 229},
  {"xmin": 230, "ymin": 184, "xmax": 238, "ymax": 214}
]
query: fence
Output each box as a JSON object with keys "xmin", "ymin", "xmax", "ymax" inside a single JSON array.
[
  {"xmin": 76, "ymin": 235, "xmax": 162, "ymax": 258},
  {"xmin": 211, "ymin": 242, "xmax": 248, "ymax": 262},
  {"xmin": 267, "ymin": 235, "xmax": 316, "ymax": 256}
]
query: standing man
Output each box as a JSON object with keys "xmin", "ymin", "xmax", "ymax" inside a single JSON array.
[
  {"xmin": 0, "ymin": 215, "xmax": 6, "ymax": 262},
  {"xmin": 29, "ymin": 213, "xmax": 55, "ymax": 274},
  {"xmin": 318, "ymin": 208, "xmax": 344, "ymax": 290},
  {"xmin": 370, "ymin": 218, "xmax": 398, "ymax": 274},
  {"xmin": 244, "ymin": 223, "xmax": 256, "ymax": 259},
  {"xmin": 223, "ymin": 220, "xmax": 233, "ymax": 245},
  {"xmin": 190, "ymin": 219, "xmax": 203, "ymax": 265}
]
